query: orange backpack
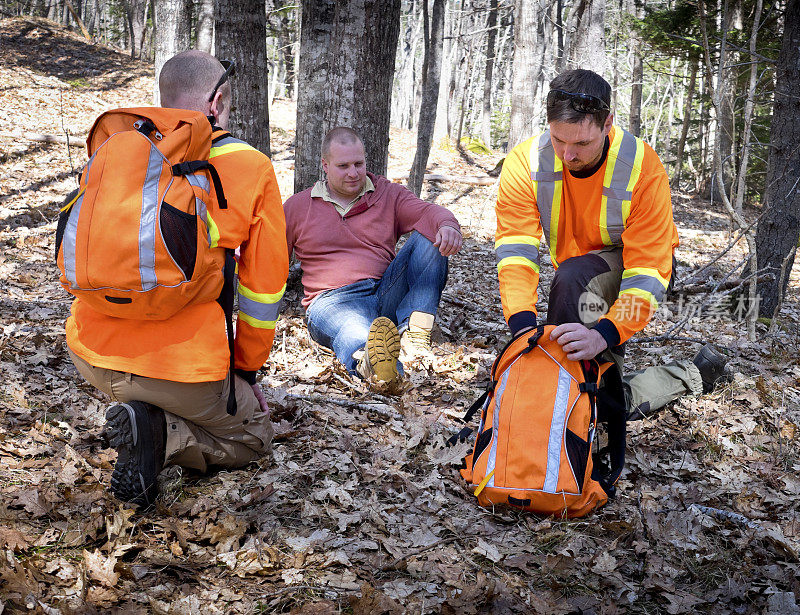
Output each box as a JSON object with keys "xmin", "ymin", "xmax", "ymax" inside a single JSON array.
[
  {"xmin": 55, "ymin": 107, "xmax": 226, "ymax": 320},
  {"xmin": 457, "ymin": 325, "xmax": 626, "ymax": 518}
]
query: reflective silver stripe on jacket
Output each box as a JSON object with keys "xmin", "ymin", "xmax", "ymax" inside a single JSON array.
[
  {"xmin": 494, "ymin": 243, "xmax": 540, "ymax": 265},
  {"xmin": 530, "ymin": 127, "xmax": 644, "ymax": 258},
  {"xmin": 238, "ymin": 294, "xmax": 282, "ymax": 324},
  {"xmin": 543, "ymin": 365, "xmax": 574, "ymax": 493},
  {"xmin": 602, "ymin": 129, "xmax": 639, "ymax": 244},
  {"xmin": 530, "ymin": 132, "xmax": 560, "ymax": 247},
  {"xmin": 139, "ymin": 145, "xmax": 164, "ymax": 290},
  {"xmin": 211, "ymin": 135, "xmax": 247, "ymax": 148},
  {"xmin": 619, "ymin": 273, "xmax": 667, "ymax": 302}
]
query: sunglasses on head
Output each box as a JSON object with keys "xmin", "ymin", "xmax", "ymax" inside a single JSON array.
[
  {"xmin": 547, "ymin": 89, "xmax": 610, "ymax": 114},
  {"xmin": 208, "ymin": 59, "xmax": 236, "ymax": 102}
]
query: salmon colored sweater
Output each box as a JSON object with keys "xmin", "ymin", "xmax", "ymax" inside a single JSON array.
[{"xmin": 284, "ymin": 173, "xmax": 461, "ymax": 308}]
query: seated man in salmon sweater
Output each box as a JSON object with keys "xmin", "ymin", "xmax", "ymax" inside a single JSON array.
[{"xmin": 284, "ymin": 127, "xmax": 462, "ymax": 386}]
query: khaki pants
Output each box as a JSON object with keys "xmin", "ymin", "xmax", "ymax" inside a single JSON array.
[
  {"xmin": 547, "ymin": 248, "xmax": 702, "ymax": 418},
  {"xmin": 69, "ymin": 350, "xmax": 273, "ymax": 473}
]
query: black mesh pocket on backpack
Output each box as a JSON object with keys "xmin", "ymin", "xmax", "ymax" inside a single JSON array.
[
  {"xmin": 565, "ymin": 429, "xmax": 589, "ymax": 491},
  {"xmin": 471, "ymin": 427, "xmax": 494, "ymax": 471},
  {"xmin": 160, "ymin": 201, "xmax": 198, "ymax": 280}
]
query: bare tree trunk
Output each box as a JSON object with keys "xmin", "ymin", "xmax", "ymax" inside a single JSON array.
[
  {"xmin": 432, "ymin": 0, "xmax": 452, "ymax": 142},
  {"xmin": 64, "ymin": 0, "xmax": 90, "ymax": 38},
  {"xmin": 731, "ymin": 0, "xmax": 763, "ymax": 217},
  {"xmin": 649, "ymin": 58, "xmax": 675, "ymax": 151},
  {"xmin": 295, "ymin": 0, "xmax": 401, "ymax": 191},
  {"xmin": 555, "ymin": 0, "xmax": 564, "ymax": 71},
  {"xmin": 756, "ymin": 0, "xmax": 800, "ymax": 317},
  {"xmin": 698, "ymin": 0, "xmax": 758, "ymax": 340},
  {"xmin": 277, "ymin": 7, "xmax": 296, "ymax": 99},
  {"xmin": 408, "ymin": 0, "xmax": 444, "ymax": 196},
  {"xmin": 153, "ymin": 0, "xmax": 191, "ymax": 106},
  {"xmin": 456, "ymin": 36, "xmax": 476, "ymax": 146},
  {"xmin": 446, "ymin": 0, "xmax": 467, "ymax": 138},
  {"xmin": 628, "ymin": 0, "xmax": 643, "ymax": 136},
  {"xmin": 392, "ymin": 1, "xmax": 422, "ymax": 131},
  {"xmin": 697, "ymin": 69, "xmax": 707, "ymax": 191},
  {"xmin": 672, "ymin": 59, "xmax": 698, "ymax": 188},
  {"xmin": 566, "ymin": 0, "xmax": 605, "ymax": 73},
  {"xmin": 508, "ymin": 0, "xmax": 546, "ymax": 149},
  {"xmin": 121, "ymin": 0, "xmax": 147, "ymax": 59},
  {"xmin": 294, "ymin": 0, "xmax": 336, "ymax": 193},
  {"xmin": 215, "ymin": 0, "xmax": 271, "ymax": 155},
  {"xmin": 480, "ymin": 0, "xmax": 498, "ymax": 148},
  {"xmin": 196, "ymin": 0, "xmax": 214, "ymax": 53},
  {"xmin": 711, "ymin": 0, "xmax": 739, "ymax": 202}
]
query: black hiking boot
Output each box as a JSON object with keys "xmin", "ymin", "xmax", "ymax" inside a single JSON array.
[
  {"xmin": 692, "ymin": 344, "xmax": 729, "ymax": 394},
  {"xmin": 105, "ymin": 401, "xmax": 166, "ymax": 508}
]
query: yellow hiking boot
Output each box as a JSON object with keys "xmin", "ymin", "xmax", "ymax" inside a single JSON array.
[
  {"xmin": 356, "ymin": 317, "xmax": 401, "ymax": 383},
  {"xmin": 400, "ymin": 311, "xmax": 435, "ymax": 360}
]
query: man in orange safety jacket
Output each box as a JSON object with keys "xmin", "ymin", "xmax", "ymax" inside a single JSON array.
[
  {"xmin": 496, "ymin": 69, "xmax": 728, "ymax": 417},
  {"xmin": 64, "ymin": 51, "xmax": 288, "ymax": 507}
]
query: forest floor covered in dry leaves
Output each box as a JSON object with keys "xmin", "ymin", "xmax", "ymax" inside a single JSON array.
[{"xmin": 1, "ymin": 17, "xmax": 799, "ymax": 615}]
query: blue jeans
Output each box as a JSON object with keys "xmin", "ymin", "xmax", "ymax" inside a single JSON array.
[{"xmin": 306, "ymin": 232, "xmax": 448, "ymax": 373}]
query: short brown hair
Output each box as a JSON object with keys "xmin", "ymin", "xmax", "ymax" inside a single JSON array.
[
  {"xmin": 546, "ymin": 69, "xmax": 611, "ymax": 128},
  {"xmin": 159, "ymin": 50, "xmax": 229, "ymax": 110},
  {"xmin": 321, "ymin": 127, "xmax": 363, "ymax": 159}
]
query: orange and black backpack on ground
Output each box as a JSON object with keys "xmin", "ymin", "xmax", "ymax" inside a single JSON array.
[
  {"xmin": 55, "ymin": 107, "xmax": 239, "ymax": 414},
  {"xmin": 456, "ymin": 325, "xmax": 627, "ymax": 518}
]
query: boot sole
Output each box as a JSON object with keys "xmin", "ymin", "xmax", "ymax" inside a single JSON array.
[
  {"xmin": 105, "ymin": 403, "xmax": 152, "ymax": 506},
  {"xmin": 367, "ymin": 317, "xmax": 401, "ymax": 382}
]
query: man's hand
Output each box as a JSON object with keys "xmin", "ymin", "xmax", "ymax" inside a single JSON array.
[
  {"xmin": 550, "ymin": 323, "xmax": 607, "ymax": 361},
  {"xmin": 251, "ymin": 383, "xmax": 270, "ymax": 416},
  {"xmin": 434, "ymin": 226, "xmax": 462, "ymax": 256}
]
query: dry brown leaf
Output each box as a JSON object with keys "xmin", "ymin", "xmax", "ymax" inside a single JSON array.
[
  {"xmin": 349, "ymin": 583, "xmax": 403, "ymax": 615},
  {"xmin": 289, "ymin": 601, "xmax": 338, "ymax": 615},
  {"xmin": 0, "ymin": 527, "xmax": 31, "ymax": 552},
  {"xmin": 82, "ymin": 549, "xmax": 119, "ymax": 587}
]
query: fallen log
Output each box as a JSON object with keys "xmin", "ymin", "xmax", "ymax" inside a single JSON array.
[
  {"xmin": 389, "ymin": 172, "xmax": 495, "ymax": 186},
  {"xmin": 1, "ymin": 131, "xmax": 86, "ymax": 148}
]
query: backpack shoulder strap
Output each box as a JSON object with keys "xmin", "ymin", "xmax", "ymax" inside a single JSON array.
[{"xmin": 592, "ymin": 360, "xmax": 627, "ymax": 495}]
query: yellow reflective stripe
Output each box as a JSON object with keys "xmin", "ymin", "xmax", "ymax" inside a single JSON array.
[
  {"xmin": 61, "ymin": 188, "xmax": 85, "ymax": 212},
  {"xmin": 495, "ymin": 235, "xmax": 541, "ymax": 249},
  {"xmin": 474, "ymin": 469, "xmax": 495, "ymax": 497},
  {"xmin": 238, "ymin": 282, "xmax": 286, "ymax": 304},
  {"xmin": 549, "ymin": 157, "xmax": 563, "ymax": 266},
  {"xmin": 238, "ymin": 312, "xmax": 277, "ymax": 330},
  {"xmin": 209, "ymin": 143, "xmax": 257, "ymax": 158},
  {"xmin": 622, "ymin": 267, "xmax": 669, "ymax": 289},
  {"xmin": 530, "ymin": 138, "xmax": 540, "ymax": 204},
  {"xmin": 624, "ymin": 140, "xmax": 645, "ymax": 223},
  {"xmin": 600, "ymin": 129, "xmax": 625, "ymax": 246},
  {"xmin": 206, "ymin": 212, "xmax": 221, "ymax": 248},
  {"xmin": 497, "ymin": 256, "xmax": 540, "ymax": 273},
  {"xmin": 619, "ymin": 287, "xmax": 658, "ymax": 309}
]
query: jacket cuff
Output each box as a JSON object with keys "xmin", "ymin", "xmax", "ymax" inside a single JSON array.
[
  {"xmin": 234, "ymin": 369, "xmax": 257, "ymax": 386},
  {"xmin": 593, "ymin": 318, "xmax": 621, "ymax": 350},
  {"xmin": 508, "ymin": 311, "xmax": 537, "ymax": 337}
]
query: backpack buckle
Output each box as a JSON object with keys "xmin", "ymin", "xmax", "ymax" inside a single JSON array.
[{"xmin": 134, "ymin": 118, "xmax": 162, "ymax": 141}]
